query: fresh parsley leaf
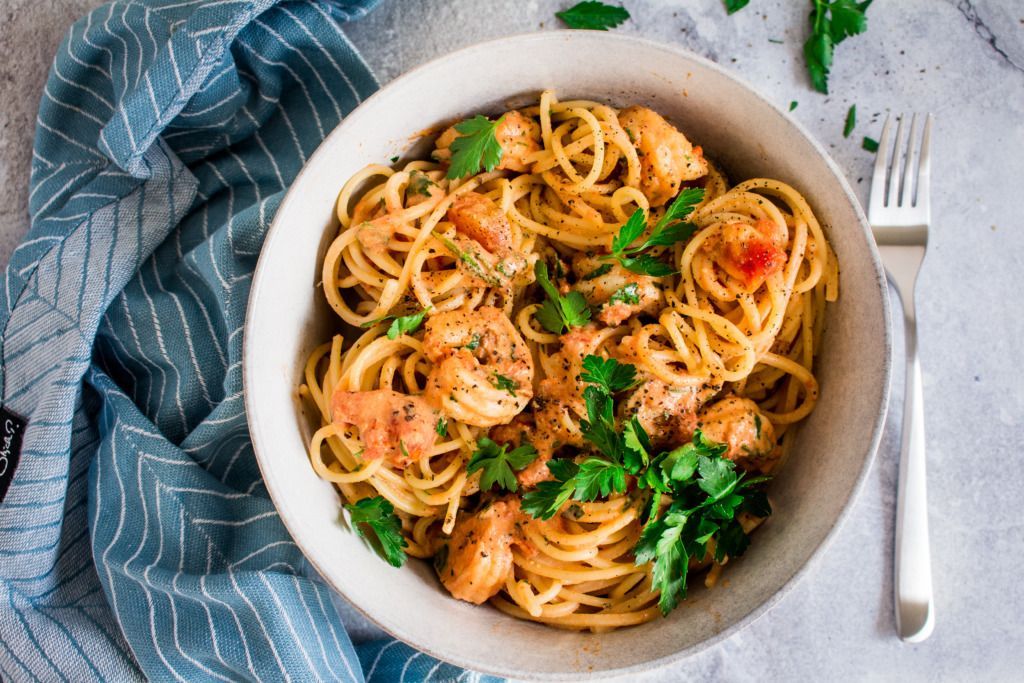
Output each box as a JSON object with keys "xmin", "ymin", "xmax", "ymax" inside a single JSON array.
[
  {"xmin": 534, "ymin": 260, "xmax": 591, "ymax": 333},
  {"xmin": 622, "ymin": 416, "xmax": 651, "ymax": 473},
  {"xmin": 605, "ymin": 188, "xmax": 704, "ymax": 276},
  {"xmin": 610, "ymin": 209, "xmax": 648, "ymax": 255},
  {"xmin": 446, "ymin": 115, "xmax": 505, "ymax": 179},
  {"xmin": 608, "ymin": 283, "xmax": 640, "ymax": 306},
  {"xmin": 344, "ymin": 496, "xmax": 407, "ymax": 567},
  {"xmin": 581, "ymin": 263, "xmax": 613, "ymax": 281},
  {"xmin": 556, "ymin": 1, "xmax": 630, "ymax": 30},
  {"xmin": 580, "ymin": 385, "xmax": 624, "ymax": 461},
  {"xmin": 522, "ymin": 460, "xmax": 579, "ymax": 519},
  {"xmin": 467, "ymin": 437, "xmax": 538, "ymax": 492},
  {"xmin": 862, "ymin": 135, "xmax": 879, "ymax": 152},
  {"xmin": 843, "ymin": 104, "xmax": 856, "ymax": 137},
  {"xmin": 804, "ymin": 0, "xmax": 873, "ymax": 94},
  {"xmin": 573, "ymin": 458, "xmax": 627, "ymax": 500},
  {"xmin": 724, "ymin": 0, "xmax": 750, "ymax": 15},
  {"xmin": 386, "ymin": 306, "xmax": 430, "ymax": 340},
  {"xmin": 789, "ymin": 100, "xmax": 799, "ymax": 111},
  {"xmin": 580, "ymin": 355, "xmax": 639, "ymax": 393},
  {"xmin": 618, "ymin": 253, "xmax": 677, "ymax": 278},
  {"xmin": 492, "ymin": 373, "xmax": 519, "ymax": 396},
  {"xmin": 654, "ymin": 186, "xmax": 705, "ymax": 235},
  {"xmin": 390, "ymin": 155, "xmax": 400, "ymax": 163},
  {"xmin": 462, "ymin": 333, "xmax": 481, "ymax": 351},
  {"xmin": 436, "ymin": 416, "xmax": 448, "ymax": 436}
]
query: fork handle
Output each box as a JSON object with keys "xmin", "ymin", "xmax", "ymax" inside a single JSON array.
[{"xmin": 894, "ymin": 311, "xmax": 934, "ymax": 642}]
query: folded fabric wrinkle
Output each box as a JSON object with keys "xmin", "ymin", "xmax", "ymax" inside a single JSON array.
[{"xmin": 0, "ymin": 0, "xmax": 495, "ymax": 680}]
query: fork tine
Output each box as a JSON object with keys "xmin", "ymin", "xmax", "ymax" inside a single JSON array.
[
  {"xmin": 915, "ymin": 114, "xmax": 933, "ymax": 210},
  {"xmin": 869, "ymin": 114, "xmax": 893, "ymax": 218},
  {"xmin": 899, "ymin": 114, "xmax": 920, "ymax": 207},
  {"xmin": 889, "ymin": 115, "xmax": 906, "ymax": 207}
]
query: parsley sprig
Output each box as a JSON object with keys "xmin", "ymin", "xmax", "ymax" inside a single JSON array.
[
  {"xmin": 343, "ymin": 496, "xmax": 407, "ymax": 568},
  {"xmin": 534, "ymin": 260, "xmax": 591, "ymax": 333},
  {"xmin": 605, "ymin": 187, "xmax": 705, "ymax": 276},
  {"xmin": 724, "ymin": 0, "xmax": 750, "ymax": 14},
  {"xmin": 519, "ymin": 354, "xmax": 772, "ymax": 615},
  {"xmin": 556, "ymin": 1, "xmax": 630, "ymax": 30},
  {"xmin": 804, "ymin": 1, "xmax": 873, "ymax": 94},
  {"xmin": 360, "ymin": 306, "xmax": 431, "ymax": 340},
  {"xmin": 447, "ymin": 115, "xmax": 505, "ymax": 179},
  {"xmin": 467, "ymin": 437, "xmax": 538, "ymax": 493},
  {"xmin": 633, "ymin": 436, "xmax": 771, "ymax": 614}
]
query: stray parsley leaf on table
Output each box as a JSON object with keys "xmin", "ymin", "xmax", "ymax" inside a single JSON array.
[
  {"xmin": 605, "ymin": 187, "xmax": 705, "ymax": 276},
  {"xmin": 862, "ymin": 136, "xmax": 879, "ymax": 152},
  {"xmin": 804, "ymin": 0, "xmax": 873, "ymax": 94},
  {"xmin": 843, "ymin": 104, "xmax": 857, "ymax": 137},
  {"xmin": 446, "ymin": 114, "xmax": 505, "ymax": 179},
  {"xmin": 344, "ymin": 496, "xmax": 407, "ymax": 567},
  {"xmin": 724, "ymin": 0, "xmax": 751, "ymax": 14},
  {"xmin": 467, "ymin": 437, "xmax": 538, "ymax": 492},
  {"xmin": 534, "ymin": 260, "xmax": 591, "ymax": 333},
  {"xmin": 556, "ymin": 1, "xmax": 630, "ymax": 31},
  {"xmin": 386, "ymin": 306, "xmax": 430, "ymax": 340}
]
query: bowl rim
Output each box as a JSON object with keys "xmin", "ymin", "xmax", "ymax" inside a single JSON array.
[{"xmin": 243, "ymin": 29, "xmax": 893, "ymax": 680}]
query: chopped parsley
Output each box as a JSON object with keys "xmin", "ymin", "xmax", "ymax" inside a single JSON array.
[
  {"xmin": 409, "ymin": 171, "xmax": 435, "ymax": 197},
  {"xmin": 436, "ymin": 416, "xmax": 448, "ymax": 436},
  {"xmin": 446, "ymin": 114, "xmax": 505, "ymax": 179},
  {"xmin": 467, "ymin": 437, "xmax": 538, "ymax": 492},
  {"xmin": 804, "ymin": 0, "xmax": 873, "ymax": 94},
  {"xmin": 462, "ymin": 333, "xmax": 481, "ymax": 351},
  {"xmin": 581, "ymin": 263, "xmax": 614, "ymax": 281},
  {"xmin": 789, "ymin": 100, "xmax": 799, "ymax": 111},
  {"xmin": 843, "ymin": 104, "xmax": 857, "ymax": 137},
  {"xmin": 390, "ymin": 155, "xmax": 400, "ymax": 163},
  {"xmin": 605, "ymin": 187, "xmax": 705, "ymax": 276},
  {"xmin": 492, "ymin": 373, "xmax": 519, "ymax": 397},
  {"xmin": 343, "ymin": 496, "xmax": 407, "ymax": 568},
  {"xmin": 386, "ymin": 306, "xmax": 431, "ymax": 340},
  {"xmin": 534, "ymin": 260, "xmax": 591, "ymax": 333},
  {"xmin": 608, "ymin": 283, "xmax": 640, "ymax": 306},
  {"xmin": 556, "ymin": 1, "xmax": 630, "ymax": 30},
  {"xmin": 862, "ymin": 136, "xmax": 879, "ymax": 152},
  {"xmin": 724, "ymin": 0, "xmax": 750, "ymax": 14}
]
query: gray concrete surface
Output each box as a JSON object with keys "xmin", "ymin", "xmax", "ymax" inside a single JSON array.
[{"xmin": 2, "ymin": 0, "xmax": 1023, "ymax": 680}]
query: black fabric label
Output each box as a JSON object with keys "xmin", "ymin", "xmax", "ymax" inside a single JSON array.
[{"xmin": 0, "ymin": 406, "xmax": 27, "ymax": 504}]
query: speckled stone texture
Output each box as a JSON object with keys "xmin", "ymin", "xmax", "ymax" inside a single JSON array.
[{"xmin": 2, "ymin": 0, "xmax": 1022, "ymax": 680}]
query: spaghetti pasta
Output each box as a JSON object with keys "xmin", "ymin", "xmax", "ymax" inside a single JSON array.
[{"xmin": 298, "ymin": 91, "xmax": 838, "ymax": 631}]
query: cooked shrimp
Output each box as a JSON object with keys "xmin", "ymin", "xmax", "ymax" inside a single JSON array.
[
  {"xmin": 702, "ymin": 218, "xmax": 788, "ymax": 290},
  {"xmin": 621, "ymin": 379, "xmax": 714, "ymax": 449},
  {"xmin": 435, "ymin": 499, "xmax": 518, "ymax": 604},
  {"xmin": 434, "ymin": 110, "xmax": 541, "ymax": 173},
  {"xmin": 423, "ymin": 307, "xmax": 534, "ymax": 427},
  {"xmin": 572, "ymin": 253, "xmax": 663, "ymax": 326},
  {"xmin": 447, "ymin": 192, "xmax": 512, "ymax": 254},
  {"xmin": 527, "ymin": 326, "xmax": 606, "ymax": 483},
  {"xmin": 331, "ymin": 389, "xmax": 439, "ymax": 468},
  {"xmin": 619, "ymin": 106, "xmax": 708, "ymax": 207},
  {"xmin": 698, "ymin": 396, "xmax": 778, "ymax": 473},
  {"xmin": 355, "ymin": 214, "xmax": 402, "ymax": 262}
]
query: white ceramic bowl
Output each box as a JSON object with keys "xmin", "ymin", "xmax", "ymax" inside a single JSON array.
[{"xmin": 243, "ymin": 31, "xmax": 891, "ymax": 680}]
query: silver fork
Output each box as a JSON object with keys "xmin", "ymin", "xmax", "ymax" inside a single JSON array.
[{"xmin": 869, "ymin": 113, "xmax": 935, "ymax": 643}]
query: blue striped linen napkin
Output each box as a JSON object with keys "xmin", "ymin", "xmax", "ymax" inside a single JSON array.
[{"xmin": 0, "ymin": 1, "xmax": 499, "ymax": 680}]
